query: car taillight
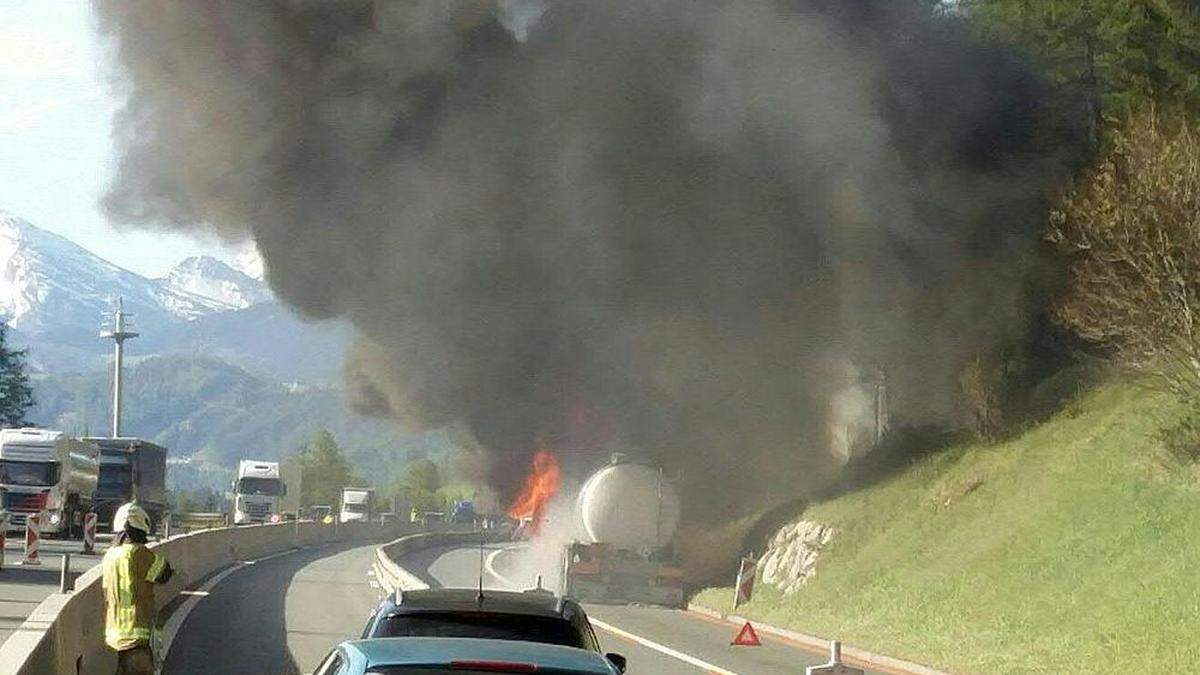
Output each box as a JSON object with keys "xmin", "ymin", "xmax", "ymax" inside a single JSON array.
[{"xmin": 450, "ymin": 661, "xmax": 537, "ymax": 672}]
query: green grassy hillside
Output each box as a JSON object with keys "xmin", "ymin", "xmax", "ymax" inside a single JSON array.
[{"xmin": 696, "ymin": 383, "xmax": 1200, "ymax": 674}]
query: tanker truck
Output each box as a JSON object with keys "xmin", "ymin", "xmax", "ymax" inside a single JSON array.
[
  {"xmin": 562, "ymin": 454, "xmax": 684, "ymax": 608},
  {"xmin": 0, "ymin": 428, "xmax": 99, "ymax": 538}
]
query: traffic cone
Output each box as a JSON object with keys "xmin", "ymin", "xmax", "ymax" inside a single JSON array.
[
  {"xmin": 731, "ymin": 621, "xmax": 761, "ymax": 647},
  {"xmin": 82, "ymin": 512, "xmax": 97, "ymax": 555},
  {"xmin": 21, "ymin": 512, "xmax": 42, "ymax": 566}
]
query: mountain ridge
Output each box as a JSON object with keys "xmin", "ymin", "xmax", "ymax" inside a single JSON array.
[{"xmin": 0, "ymin": 209, "xmax": 348, "ymax": 380}]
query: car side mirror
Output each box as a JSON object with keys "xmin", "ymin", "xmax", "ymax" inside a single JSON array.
[{"xmin": 606, "ymin": 653, "xmax": 627, "ymax": 673}]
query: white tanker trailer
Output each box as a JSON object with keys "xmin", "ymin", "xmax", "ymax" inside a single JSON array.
[{"xmin": 561, "ymin": 454, "xmax": 684, "ymax": 607}]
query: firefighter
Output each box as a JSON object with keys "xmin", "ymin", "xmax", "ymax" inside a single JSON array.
[{"xmin": 101, "ymin": 502, "xmax": 173, "ymax": 675}]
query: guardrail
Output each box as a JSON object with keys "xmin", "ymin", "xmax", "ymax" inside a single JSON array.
[{"xmin": 0, "ymin": 520, "xmax": 414, "ymax": 675}]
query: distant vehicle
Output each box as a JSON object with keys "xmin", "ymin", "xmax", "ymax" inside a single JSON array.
[
  {"xmin": 315, "ymin": 637, "xmax": 623, "ymax": 675},
  {"xmin": 85, "ymin": 437, "xmax": 167, "ymax": 533},
  {"xmin": 451, "ymin": 500, "xmax": 477, "ymax": 524},
  {"xmin": 340, "ymin": 487, "xmax": 375, "ymax": 523},
  {"xmin": 361, "ymin": 588, "xmax": 616, "ymax": 668},
  {"xmin": 0, "ymin": 428, "xmax": 99, "ymax": 538},
  {"xmin": 232, "ymin": 460, "xmax": 287, "ymax": 525},
  {"xmin": 378, "ymin": 511, "xmax": 396, "ymax": 524},
  {"xmin": 280, "ymin": 457, "xmax": 302, "ymax": 520},
  {"xmin": 562, "ymin": 454, "xmax": 684, "ymax": 608},
  {"xmin": 308, "ymin": 504, "xmax": 333, "ymax": 522}
]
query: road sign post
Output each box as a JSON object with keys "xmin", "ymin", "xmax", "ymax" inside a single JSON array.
[
  {"xmin": 21, "ymin": 511, "xmax": 42, "ymax": 566},
  {"xmin": 805, "ymin": 641, "xmax": 864, "ymax": 675},
  {"xmin": 732, "ymin": 554, "xmax": 757, "ymax": 609}
]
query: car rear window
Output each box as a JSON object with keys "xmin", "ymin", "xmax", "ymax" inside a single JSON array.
[
  {"xmin": 375, "ymin": 612, "xmax": 586, "ymax": 649},
  {"xmin": 364, "ymin": 662, "xmax": 604, "ymax": 667}
]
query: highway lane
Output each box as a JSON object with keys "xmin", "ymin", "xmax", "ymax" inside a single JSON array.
[
  {"xmin": 0, "ymin": 534, "xmax": 112, "ymax": 646},
  {"xmin": 163, "ymin": 542, "xmax": 383, "ymax": 674},
  {"xmin": 403, "ymin": 542, "xmax": 885, "ymax": 675}
]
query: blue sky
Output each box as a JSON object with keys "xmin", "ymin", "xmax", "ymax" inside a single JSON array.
[{"xmin": 0, "ymin": 1, "xmax": 251, "ymax": 278}]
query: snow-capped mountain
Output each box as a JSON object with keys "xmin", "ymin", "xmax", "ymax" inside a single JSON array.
[
  {"xmin": 0, "ymin": 211, "xmax": 270, "ymax": 330},
  {"xmin": 158, "ymin": 256, "xmax": 271, "ymax": 316},
  {"xmin": 0, "ymin": 209, "xmax": 347, "ymax": 379}
]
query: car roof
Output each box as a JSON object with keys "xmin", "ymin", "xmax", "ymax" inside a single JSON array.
[
  {"xmin": 379, "ymin": 588, "xmax": 579, "ymax": 619},
  {"xmin": 343, "ymin": 637, "xmax": 616, "ymax": 674}
]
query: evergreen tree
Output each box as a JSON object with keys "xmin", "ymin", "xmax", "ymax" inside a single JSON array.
[
  {"xmin": 963, "ymin": 0, "xmax": 1200, "ymax": 138},
  {"xmin": 0, "ymin": 321, "xmax": 33, "ymax": 428},
  {"xmin": 297, "ymin": 428, "xmax": 359, "ymax": 507}
]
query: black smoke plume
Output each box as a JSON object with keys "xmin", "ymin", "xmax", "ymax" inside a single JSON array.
[{"xmin": 95, "ymin": 0, "xmax": 1080, "ymax": 521}]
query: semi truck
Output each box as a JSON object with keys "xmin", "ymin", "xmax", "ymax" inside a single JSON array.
[
  {"xmin": 562, "ymin": 454, "xmax": 684, "ymax": 607},
  {"xmin": 85, "ymin": 437, "xmax": 168, "ymax": 532},
  {"xmin": 339, "ymin": 487, "xmax": 374, "ymax": 523},
  {"xmin": 0, "ymin": 428, "xmax": 100, "ymax": 538},
  {"xmin": 232, "ymin": 459, "xmax": 287, "ymax": 525}
]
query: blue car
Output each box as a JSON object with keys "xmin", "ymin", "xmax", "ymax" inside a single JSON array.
[{"xmin": 313, "ymin": 637, "xmax": 624, "ymax": 674}]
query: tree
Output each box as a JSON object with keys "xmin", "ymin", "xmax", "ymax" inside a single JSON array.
[
  {"xmin": 964, "ymin": 0, "xmax": 1200, "ymax": 141},
  {"xmin": 1048, "ymin": 107, "xmax": 1200, "ymax": 397},
  {"xmin": 297, "ymin": 429, "xmax": 359, "ymax": 508},
  {"xmin": 390, "ymin": 458, "xmax": 442, "ymax": 514},
  {"xmin": 0, "ymin": 321, "xmax": 33, "ymax": 427}
]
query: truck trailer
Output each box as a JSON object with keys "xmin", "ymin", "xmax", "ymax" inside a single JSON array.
[
  {"xmin": 233, "ymin": 459, "xmax": 287, "ymax": 525},
  {"xmin": 0, "ymin": 428, "xmax": 99, "ymax": 537},
  {"xmin": 85, "ymin": 437, "xmax": 167, "ymax": 532},
  {"xmin": 562, "ymin": 454, "xmax": 684, "ymax": 607}
]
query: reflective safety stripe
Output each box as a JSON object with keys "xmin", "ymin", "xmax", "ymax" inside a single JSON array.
[
  {"xmin": 106, "ymin": 627, "xmax": 152, "ymax": 642},
  {"xmin": 146, "ymin": 553, "xmax": 167, "ymax": 582}
]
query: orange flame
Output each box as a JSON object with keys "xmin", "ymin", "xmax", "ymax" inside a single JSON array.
[{"xmin": 507, "ymin": 450, "xmax": 561, "ymax": 534}]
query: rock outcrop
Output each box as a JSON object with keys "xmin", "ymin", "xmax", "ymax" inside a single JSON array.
[{"xmin": 758, "ymin": 519, "xmax": 834, "ymax": 594}]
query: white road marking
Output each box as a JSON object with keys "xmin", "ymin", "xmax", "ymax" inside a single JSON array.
[
  {"xmin": 160, "ymin": 547, "xmax": 303, "ymax": 662},
  {"xmin": 588, "ymin": 617, "xmax": 740, "ymax": 675},
  {"xmin": 483, "ymin": 547, "xmax": 521, "ymax": 589},
  {"xmin": 486, "ymin": 545, "xmax": 738, "ymax": 674}
]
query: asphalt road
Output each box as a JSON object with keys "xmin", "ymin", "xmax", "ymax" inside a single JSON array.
[
  {"xmin": 158, "ymin": 539, "xmax": 887, "ymax": 674},
  {"xmin": 0, "ymin": 533, "xmax": 111, "ymax": 646},
  {"xmin": 163, "ymin": 543, "xmax": 382, "ymax": 674},
  {"xmin": 404, "ymin": 542, "xmax": 884, "ymax": 675}
]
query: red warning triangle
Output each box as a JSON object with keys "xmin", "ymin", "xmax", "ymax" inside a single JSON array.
[{"xmin": 731, "ymin": 621, "xmax": 761, "ymax": 646}]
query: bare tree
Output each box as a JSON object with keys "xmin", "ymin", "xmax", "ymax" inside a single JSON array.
[{"xmin": 1049, "ymin": 108, "xmax": 1200, "ymax": 397}]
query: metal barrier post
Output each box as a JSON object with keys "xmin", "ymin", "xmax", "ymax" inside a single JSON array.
[
  {"xmin": 59, "ymin": 552, "xmax": 73, "ymax": 592},
  {"xmin": 805, "ymin": 639, "xmax": 864, "ymax": 675},
  {"xmin": 0, "ymin": 509, "xmax": 8, "ymax": 571}
]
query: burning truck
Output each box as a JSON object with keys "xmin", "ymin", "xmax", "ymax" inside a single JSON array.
[{"xmin": 560, "ymin": 454, "xmax": 684, "ymax": 608}]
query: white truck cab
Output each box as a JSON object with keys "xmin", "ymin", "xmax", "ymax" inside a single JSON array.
[
  {"xmin": 339, "ymin": 487, "xmax": 374, "ymax": 523},
  {"xmin": 233, "ymin": 460, "xmax": 286, "ymax": 525}
]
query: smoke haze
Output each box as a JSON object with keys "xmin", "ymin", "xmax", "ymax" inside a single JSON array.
[{"xmin": 95, "ymin": 0, "xmax": 1079, "ymax": 521}]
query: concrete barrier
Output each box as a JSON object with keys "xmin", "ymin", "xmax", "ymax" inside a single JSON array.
[
  {"xmin": 0, "ymin": 519, "xmax": 413, "ymax": 675},
  {"xmin": 372, "ymin": 529, "xmax": 499, "ymax": 594}
]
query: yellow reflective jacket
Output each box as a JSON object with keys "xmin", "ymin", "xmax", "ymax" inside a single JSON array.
[{"xmin": 101, "ymin": 542, "xmax": 173, "ymax": 650}]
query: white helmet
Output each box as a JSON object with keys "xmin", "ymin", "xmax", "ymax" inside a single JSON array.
[{"xmin": 113, "ymin": 502, "xmax": 151, "ymax": 534}]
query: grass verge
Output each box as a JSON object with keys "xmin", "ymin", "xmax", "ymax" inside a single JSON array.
[{"xmin": 694, "ymin": 383, "xmax": 1200, "ymax": 674}]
